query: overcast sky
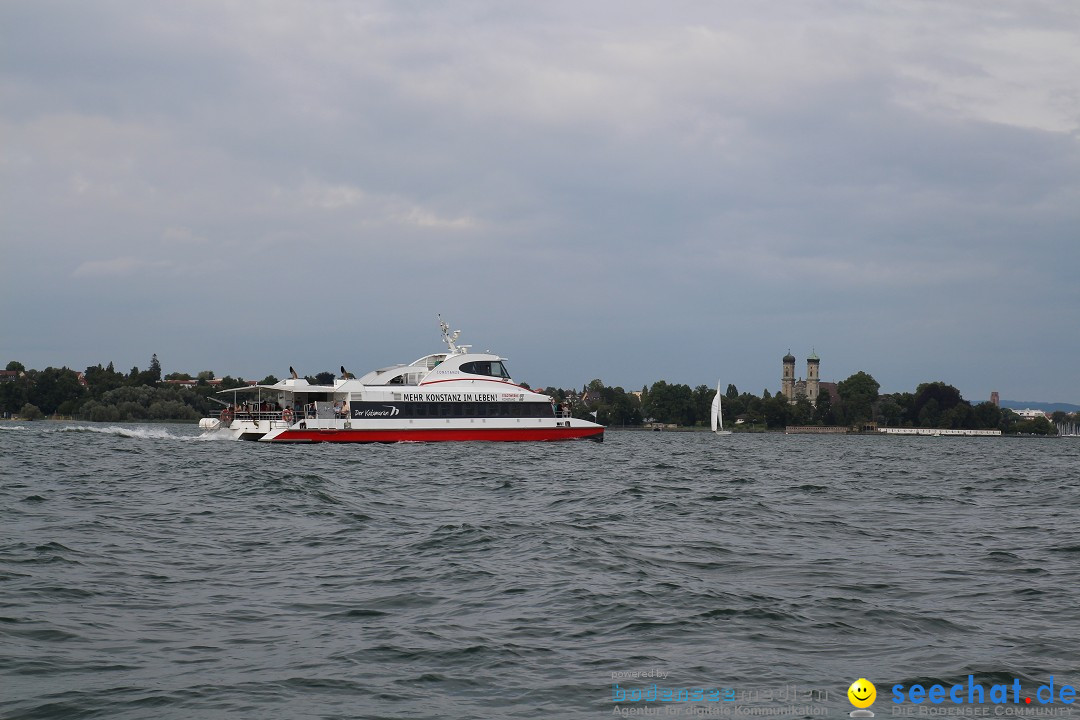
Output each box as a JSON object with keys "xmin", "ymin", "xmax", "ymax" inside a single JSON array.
[{"xmin": 2, "ymin": 1, "xmax": 1078, "ymax": 402}]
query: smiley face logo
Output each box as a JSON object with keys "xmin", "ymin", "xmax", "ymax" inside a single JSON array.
[{"xmin": 848, "ymin": 678, "xmax": 876, "ymax": 709}]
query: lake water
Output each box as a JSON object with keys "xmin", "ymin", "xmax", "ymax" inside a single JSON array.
[{"xmin": 2, "ymin": 423, "xmax": 1078, "ymax": 719}]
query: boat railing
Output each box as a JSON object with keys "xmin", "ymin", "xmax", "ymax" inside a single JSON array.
[
  {"xmin": 222, "ymin": 409, "xmax": 301, "ymax": 428},
  {"xmin": 223, "ymin": 408, "xmax": 350, "ymax": 428},
  {"xmin": 228, "ymin": 410, "xmax": 286, "ymax": 422}
]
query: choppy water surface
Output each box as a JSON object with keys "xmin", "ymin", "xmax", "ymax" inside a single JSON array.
[{"xmin": 2, "ymin": 423, "xmax": 1078, "ymax": 719}]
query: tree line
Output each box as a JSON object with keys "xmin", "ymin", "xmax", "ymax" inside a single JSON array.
[
  {"xmin": 1, "ymin": 358, "xmax": 1070, "ymax": 434},
  {"xmin": 539, "ymin": 373, "xmax": 1066, "ymax": 435},
  {"xmin": 1, "ymin": 357, "xmax": 263, "ymax": 423}
]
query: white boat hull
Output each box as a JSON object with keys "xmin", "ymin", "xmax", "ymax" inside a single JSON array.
[{"xmin": 208, "ymin": 416, "xmax": 603, "ymax": 443}]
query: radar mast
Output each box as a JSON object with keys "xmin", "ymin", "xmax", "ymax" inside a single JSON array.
[{"xmin": 438, "ymin": 314, "xmax": 465, "ymax": 354}]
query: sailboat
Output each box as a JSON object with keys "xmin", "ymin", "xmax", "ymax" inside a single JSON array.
[{"xmin": 711, "ymin": 381, "xmax": 733, "ymax": 435}]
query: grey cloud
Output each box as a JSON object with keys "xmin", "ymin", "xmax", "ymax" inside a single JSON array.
[{"xmin": 2, "ymin": 1, "xmax": 1077, "ymax": 402}]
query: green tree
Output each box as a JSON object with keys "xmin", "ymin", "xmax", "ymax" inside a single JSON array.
[
  {"xmin": 945, "ymin": 403, "xmax": 976, "ymax": 429},
  {"xmin": 28, "ymin": 367, "xmax": 86, "ymax": 415},
  {"xmin": 596, "ymin": 384, "xmax": 643, "ymax": 426},
  {"xmin": 0, "ymin": 364, "xmax": 29, "ymax": 414},
  {"xmin": 812, "ymin": 389, "xmax": 835, "ymax": 425},
  {"xmin": 1017, "ymin": 416, "xmax": 1055, "ymax": 435},
  {"xmin": 790, "ymin": 395, "xmax": 813, "ymax": 425},
  {"xmin": 836, "ymin": 371, "xmax": 879, "ymax": 424},
  {"xmin": 726, "ymin": 384, "xmax": 738, "ymax": 400},
  {"xmin": 918, "ymin": 398, "xmax": 941, "ymax": 427},
  {"xmin": 763, "ymin": 394, "xmax": 791, "ymax": 429},
  {"xmin": 742, "ymin": 394, "xmax": 765, "ymax": 426},
  {"xmin": 20, "ymin": 403, "xmax": 44, "ymax": 420},
  {"xmin": 973, "ymin": 401, "xmax": 1002, "ymax": 430},
  {"xmin": 999, "ymin": 408, "xmax": 1020, "ymax": 434},
  {"xmin": 642, "ymin": 381, "xmax": 694, "ymax": 425},
  {"xmin": 724, "ymin": 394, "xmax": 746, "ymax": 421},
  {"xmin": 540, "ymin": 387, "xmax": 567, "ymax": 403},
  {"xmin": 692, "ymin": 384, "xmax": 713, "ymax": 426},
  {"xmin": 217, "ymin": 376, "xmax": 248, "ymax": 390},
  {"xmin": 145, "ymin": 354, "xmax": 162, "ymax": 386},
  {"xmin": 877, "ymin": 395, "xmax": 904, "ymax": 427},
  {"xmin": 85, "ymin": 363, "xmax": 125, "ymax": 397},
  {"xmin": 913, "ymin": 382, "xmax": 965, "ymax": 424},
  {"xmin": 892, "ymin": 392, "xmax": 915, "ymax": 427}
]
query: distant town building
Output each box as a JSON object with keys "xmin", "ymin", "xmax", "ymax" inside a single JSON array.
[
  {"xmin": 990, "ymin": 391, "xmax": 999, "ymax": 407},
  {"xmin": 806, "ymin": 352, "xmax": 820, "ymax": 405},
  {"xmin": 780, "ymin": 350, "xmax": 821, "ymax": 406},
  {"xmin": 781, "ymin": 350, "xmax": 796, "ymax": 401}
]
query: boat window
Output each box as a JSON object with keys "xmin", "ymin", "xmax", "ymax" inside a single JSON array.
[
  {"xmin": 459, "ymin": 361, "xmax": 511, "ymax": 379},
  {"xmin": 527, "ymin": 402, "xmax": 554, "ymax": 418}
]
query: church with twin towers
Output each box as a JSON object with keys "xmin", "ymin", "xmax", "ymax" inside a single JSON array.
[{"xmin": 781, "ymin": 350, "xmax": 821, "ymax": 406}]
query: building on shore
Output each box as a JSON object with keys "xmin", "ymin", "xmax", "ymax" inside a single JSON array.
[{"xmin": 781, "ymin": 350, "xmax": 821, "ymax": 406}]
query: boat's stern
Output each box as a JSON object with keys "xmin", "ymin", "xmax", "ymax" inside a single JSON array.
[{"xmin": 199, "ymin": 413, "xmax": 293, "ymax": 441}]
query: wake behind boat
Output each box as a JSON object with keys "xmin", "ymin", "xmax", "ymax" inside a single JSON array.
[{"xmin": 199, "ymin": 319, "xmax": 604, "ymax": 443}]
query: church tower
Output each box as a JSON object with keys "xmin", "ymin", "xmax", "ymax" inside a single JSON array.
[
  {"xmin": 806, "ymin": 351, "xmax": 820, "ymax": 406},
  {"xmin": 781, "ymin": 350, "xmax": 795, "ymax": 402}
]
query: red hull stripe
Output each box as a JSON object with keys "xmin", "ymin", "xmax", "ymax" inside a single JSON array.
[
  {"xmin": 417, "ymin": 378, "xmax": 534, "ymax": 391},
  {"xmin": 270, "ymin": 426, "xmax": 603, "ymax": 443}
]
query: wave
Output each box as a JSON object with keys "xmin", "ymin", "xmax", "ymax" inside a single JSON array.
[{"xmin": 52, "ymin": 425, "xmax": 201, "ymax": 441}]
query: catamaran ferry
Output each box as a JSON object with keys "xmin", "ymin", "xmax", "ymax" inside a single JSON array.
[{"xmin": 199, "ymin": 319, "xmax": 604, "ymax": 443}]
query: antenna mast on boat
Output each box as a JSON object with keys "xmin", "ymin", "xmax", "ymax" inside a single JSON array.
[{"xmin": 438, "ymin": 314, "xmax": 463, "ymax": 354}]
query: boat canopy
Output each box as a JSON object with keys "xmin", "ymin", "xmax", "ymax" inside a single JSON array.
[{"xmin": 216, "ymin": 383, "xmax": 335, "ymax": 395}]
